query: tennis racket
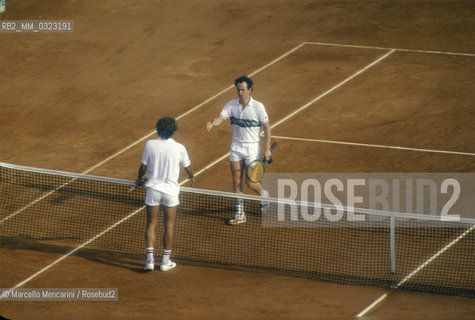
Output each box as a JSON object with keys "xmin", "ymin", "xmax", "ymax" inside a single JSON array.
[
  {"xmin": 246, "ymin": 141, "xmax": 277, "ymax": 183},
  {"xmin": 128, "ymin": 178, "xmax": 147, "ymax": 193}
]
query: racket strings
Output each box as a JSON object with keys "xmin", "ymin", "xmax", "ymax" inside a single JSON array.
[{"xmin": 247, "ymin": 162, "xmax": 265, "ymax": 182}]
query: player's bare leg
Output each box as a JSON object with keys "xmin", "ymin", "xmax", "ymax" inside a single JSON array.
[
  {"xmin": 144, "ymin": 205, "xmax": 159, "ymax": 271},
  {"xmin": 230, "ymin": 160, "xmax": 244, "ymax": 194},
  {"xmin": 229, "ymin": 160, "xmax": 246, "ymax": 225},
  {"xmin": 160, "ymin": 205, "xmax": 177, "ymax": 271},
  {"xmin": 162, "ymin": 206, "xmax": 177, "ymax": 251}
]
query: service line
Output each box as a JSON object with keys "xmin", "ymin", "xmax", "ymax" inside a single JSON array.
[{"xmin": 272, "ymin": 135, "xmax": 475, "ymax": 156}]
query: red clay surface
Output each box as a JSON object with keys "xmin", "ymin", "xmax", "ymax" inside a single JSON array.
[{"xmin": 1, "ymin": 0, "xmax": 474, "ymax": 319}]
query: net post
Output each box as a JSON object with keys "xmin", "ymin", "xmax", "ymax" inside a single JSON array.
[{"xmin": 389, "ymin": 215, "xmax": 396, "ymax": 274}]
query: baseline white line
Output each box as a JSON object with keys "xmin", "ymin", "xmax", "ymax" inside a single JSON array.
[
  {"xmin": 272, "ymin": 49, "xmax": 396, "ymax": 129},
  {"xmin": 305, "ymin": 41, "xmax": 475, "ymax": 57},
  {"xmin": 272, "ymin": 135, "xmax": 475, "ymax": 156}
]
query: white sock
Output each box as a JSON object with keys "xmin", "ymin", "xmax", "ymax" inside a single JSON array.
[
  {"xmin": 260, "ymin": 189, "xmax": 269, "ymax": 197},
  {"xmin": 235, "ymin": 200, "xmax": 244, "ymax": 214},
  {"xmin": 146, "ymin": 247, "xmax": 154, "ymax": 262},
  {"xmin": 162, "ymin": 250, "xmax": 172, "ymax": 264}
]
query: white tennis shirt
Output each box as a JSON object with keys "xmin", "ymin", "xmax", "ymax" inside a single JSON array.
[
  {"xmin": 219, "ymin": 97, "xmax": 269, "ymax": 143},
  {"xmin": 141, "ymin": 137, "xmax": 191, "ymax": 196}
]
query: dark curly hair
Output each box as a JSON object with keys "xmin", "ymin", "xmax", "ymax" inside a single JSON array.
[
  {"xmin": 156, "ymin": 116, "xmax": 177, "ymax": 139},
  {"xmin": 234, "ymin": 75, "xmax": 253, "ymax": 89}
]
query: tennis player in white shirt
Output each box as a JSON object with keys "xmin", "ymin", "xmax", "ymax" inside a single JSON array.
[
  {"xmin": 137, "ymin": 116, "xmax": 194, "ymax": 271},
  {"xmin": 206, "ymin": 76, "xmax": 271, "ymax": 225}
]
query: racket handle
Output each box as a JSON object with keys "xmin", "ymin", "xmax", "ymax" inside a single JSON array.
[
  {"xmin": 270, "ymin": 141, "xmax": 277, "ymax": 151},
  {"xmin": 267, "ymin": 142, "xmax": 276, "ymax": 163},
  {"xmin": 128, "ymin": 178, "xmax": 147, "ymax": 193}
]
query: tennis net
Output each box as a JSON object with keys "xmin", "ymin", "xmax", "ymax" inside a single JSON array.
[{"xmin": 1, "ymin": 162, "xmax": 474, "ymax": 297}]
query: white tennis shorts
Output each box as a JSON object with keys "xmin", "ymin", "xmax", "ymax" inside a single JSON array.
[
  {"xmin": 229, "ymin": 142, "xmax": 260, "ymax": 165},
  {"xmin": 145, "ymin": 188, "xmax": 179, "ymax": 207}
]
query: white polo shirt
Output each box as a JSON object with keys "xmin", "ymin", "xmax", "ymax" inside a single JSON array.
[
  {"xmin": 141, "ymin": 137, "xmax": 191, "ymax": 196},
  {"xmin": 219, "ymin": 97, "xmax": 269, "ymax": 144}
]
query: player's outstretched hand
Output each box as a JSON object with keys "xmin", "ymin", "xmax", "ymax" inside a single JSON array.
[{"xmin": 206, "ymin": 121, "xmax": 213, "ymax": 132}]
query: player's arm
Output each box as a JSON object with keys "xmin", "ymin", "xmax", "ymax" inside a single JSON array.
[
  {"xmin": 262, "ymin": 121, "xmax": 272, "ymax": 161},
  {"xmin": 137, "ymin": 163, "xmax": 147, "ymax": 182},
  {"xmin": 184, "ymin": 165, "xmax": 195, "ymax": 186},
  {"xmin": 206, "ymin": 117, "xmax": 224, "ymax": 132},
  {"xmin": 129, "ymin": 163, "xmax": 147, "ymax": 192}
]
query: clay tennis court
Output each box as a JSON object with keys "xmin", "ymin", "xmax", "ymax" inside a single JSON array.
[{"xmin": 1, "ymin": 0, "xmax": 475, "ymax": 319}]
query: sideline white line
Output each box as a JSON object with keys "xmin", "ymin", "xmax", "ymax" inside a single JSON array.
[
  {"xmin": 79, "ymin": 42, "xmax": 308, "ymax": 176},
  {"xmin": 0, "ymin": 169, "xmax": 199, "ymax": 294},
  {"xmin": 396, "ymin": 223, "xmax": 475, "ymax": 288},
  {"xmin": 0, "ymin": 43, "xmax": 310, "ymax": 289},
  {"xmin": 249, "ymin": 42, "xmax": 306, "ymax": 76},
  {"xmin": 0, "ymin": 206, "xmax": 146, "ymax": 298},
  {"xmin": 0, "ymin": 43, "xmax": 306, "ymax": 225},
  {"xmin": 179, "ymin": 152, "xmax": 230, "ymax": 185},
  {"xmin": 356, "ymin": 223, "xmax": 475, "ymax": 318},
  {"xmin": 356, "ymin": 293, "xmax": 388, "ymax": 318},
  {"xmin": 184, "ymin": 50, "xmax": 396, "ymax": 183},
  {"xmin": 0, "ymin": 181, "xmax": 72, "ymax": 224},
  {"xmin": 184, "ymin": 49, "xmax": 395, "ymax": 183},
  {"xmin": 272, "ymin": 135, "xmax": 475, "ymax": 156},
  {"xmin": 305, "ymin": 41, "xmax": 475, "ymax": 57},
  {"xmin": 4, "ymin": 40, "xmax": 465, "ymax": 295},
  {"xmin": 1, "ymin": 43, "xmax": 307, "ymax": 291},
  {"xmin": 272, "ymin": 49, "xmax": 395, "ymax": 129},
  {"xmin": 4, "ymin": 46, "xmax": 396, "ymax": 288}
]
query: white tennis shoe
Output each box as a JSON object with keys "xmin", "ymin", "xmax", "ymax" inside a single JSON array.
[
  {"xmin": 160, "ymin": 261, "xmax": 176, "ymax": 271},
  {"xmin": 228, "ymin": 213, "xmax": 246, "ymax": 225},
  {"xmin": 144, "ymin": 261, "xmax": 155, "ymax": 272},
  {"xmin": 260, "ymin": 190, "xmax": 270, "ymax": 213}
]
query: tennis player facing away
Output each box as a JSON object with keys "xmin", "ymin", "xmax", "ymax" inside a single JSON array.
[
  {"xmin": 206, "ymin": 76, "xmax": 271, "ymax": 225},
  {"xmin": 136, "ymin": 117, "xmax": 194, "ymax": 272}
]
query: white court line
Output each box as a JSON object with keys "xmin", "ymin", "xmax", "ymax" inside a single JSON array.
[
  {"xmin": 356, "ymin": 224, "xmax": 475, "ymax": 318},
  {"xmin": 2, "ymin": 41, "xmax": 463, "ymax": 295},
  {"xmin": 183, "ymin": 49, "xmax": 395, "ymax": 183},
  {"xmin": 356, "ymin": 293, "xmax": 388, "ymax": 318},
  {"xmin": 396, "ymin": 223, "xmax": 475, "ymax": 289},
  {"xmin": 0, "ymin": 206, "xmax": 145, "ymax": 298},
  {"xmin": 0, "ymin": 43, "xmax": 305, "ymax": 225},
  {"xmin": 0, "ymin": 174, "xmax": 197, "ymax": 295},
  {"xmin": 6, "ymin": 45, "xmax": 394, "ymax": 287},
  {"xmin": 180, "ymin": 152, "xmax": 230, "ymax": 185},
  {"xmin": 76, "ymin": 42, "xmax": 308, "ymax": 175},
  {"xmin": 305, "ymin": 41, "xmax": 475, "ymax": 57},
  {"xmin": 89, "ymin": 42, "xmax": 306, "ymax": 173},
  {"xmin": 272, "ymin": 135, "xmax": 475, "ymax": 156},
  {"xmin": 272, "ymin": 49, "xmax": 395, "ymax": 129},
  {"xmin": 0, "ymin": 42, "xmax": 310, "ymax": 290}
]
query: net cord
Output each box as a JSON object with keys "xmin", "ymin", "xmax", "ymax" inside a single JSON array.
[{"xmin": 1, "ymin": 162, "xmax": 475, "ymax": 224}]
